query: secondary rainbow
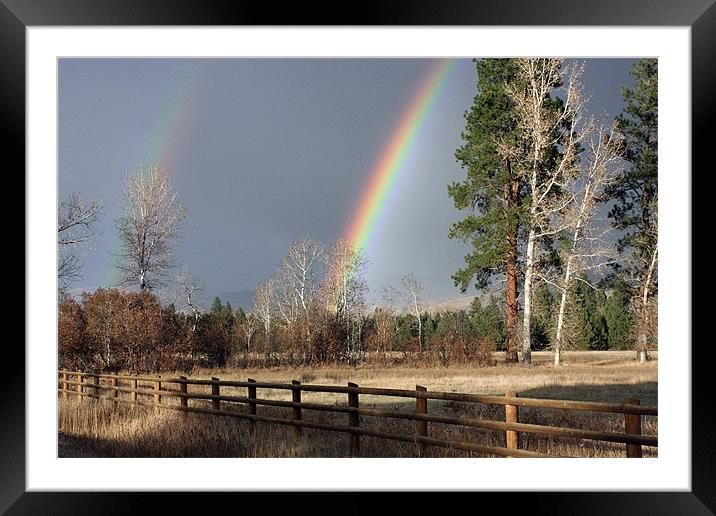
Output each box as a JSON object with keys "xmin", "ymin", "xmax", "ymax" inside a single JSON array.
[
  {"xmin": 104, "ymin": 64, "xmax": 203, "ymax": 287},
  {"xmin": 343, "ymin": 59, "xmax": 457, "ymax": 257}
]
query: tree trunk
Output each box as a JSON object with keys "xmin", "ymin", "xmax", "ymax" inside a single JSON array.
[
  {"xmin": 554, "ymin": 265, "xmax": 570, "ymax": 367},
  {"xmin": 418, "ymin": 316, "xmax": 423, "ymax": 353},
  {"xmin": 554, "ymin": 228, "xmax": 578, "ymax": 367},
  {"xmin": 637, "ymin": 247, "xmax": 658, "ymax": 364},
  {"xmin": 505, "ymin": 233, "xmax": 519, "ymax": 363},
  {"xmin": 264, "ymin": 328, "xmax": 271, "ymax": 363},
  {"xmin": 414, "ymin": 298, "xmax": 423, "ymax": 353},
  {"xmin": 554, "ymin": 282, "xmax": 568, "ymax": 367},
  {"xmin": 522, "ymin": 227, "xmax": 536, "ymax": 365}
]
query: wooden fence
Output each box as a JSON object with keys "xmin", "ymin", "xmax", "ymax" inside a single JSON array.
[{"xmin": 58, "ymin": 370, "xmax": 657, "ymax": 458}]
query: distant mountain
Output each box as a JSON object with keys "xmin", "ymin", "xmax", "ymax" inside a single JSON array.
[
  {"xmin": 368, "ymin": 294, "xmax": 482, "ymax": 315},
  {"xmin": 211, "ymin": 290, "xmax": 255, "ymax": 311},
  {"xmin": 424, "ymin": 295, "xmax": 477, "ymax": 313}
]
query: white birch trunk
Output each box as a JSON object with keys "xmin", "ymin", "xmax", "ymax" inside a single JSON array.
[
  {"xmin": 639, "ymin": 247, "xmax": 658, "ymax": 363},
  {"xmin": 554, "ymin": 256, "xmax": 572, "ymax": 367},
  {"xmin": 553, "ymin": 185, "xmax": 588, "ymax": 367},
  {"xmin": 522, "ymin": 227, "xmax": 536, "ymax": 364},
  {"xmin": 413, "ymin": 297, "xmax": 423, "ymax": 353}
]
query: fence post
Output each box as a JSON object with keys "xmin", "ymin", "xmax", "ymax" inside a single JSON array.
[
  {"xmin": 91, "ymin": 374, "xmax": 99, "ymax": 399},
  {"xmin": 154, "ymin": 377, "xmax": 162, "ymax": 406},
  {"xmin": 211, "ymin": 377, "xmax": 220, "ymax": 411},
  {"xmin": 348, "ymin": 382, "xmax": 360, "ymax": 457},
  {"xmin": 505, "ymin": 391, "xmax": 519, "ymax": 451},
  {"xmin": 624, "ymin": 396, "xmax": 643, "ymax": 458},
  {"xmin": 179, "ymin": 375, "xmax": 188, "ymax": 414},
  {"xmin": 131, "ymin": 378, "xmax": 138, "ymax": 403},
  {"xmin": 61, "ymin": 373, "xmax": 68, "ymax": 400},
  {"xmin": 416, "ymin": 385, "xmax": 428, "ymax": 456},
  {"xmin": 111, "ymin": 376, "xmax": 118, "ymax": 402},
  {"xmin": 292, "ymin": 380, "xmax": 302, "ymax": 437},
  {"xmin": 248, "ymin": 378, "xmax": 257, "ymax": 431},
  {"xmin": 76, "ymin": 374, "xmax": 83, "ymax": 400}
]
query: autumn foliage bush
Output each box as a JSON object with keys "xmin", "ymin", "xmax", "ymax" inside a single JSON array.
[{"xmin": 59, "ymin": 289, "xmax": 194, "ymax": 373}]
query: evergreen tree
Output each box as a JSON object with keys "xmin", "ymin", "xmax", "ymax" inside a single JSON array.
[
  {"xmin": 210, "ymin": 297, "xmax": 224, "ymax": 316},
  {"xmin": 449, "ymin": 59, "xmax": 525, "ymax": 362},
  {"xmin": 603, "ymin": 58, "xmax": 658, "ymax": 361},
  {"xmin": 603, "ymin": 276, "xmax": 635, "ymax": 350},
  {"xmin": 607, "ymin": 59, "xmax": 658, "ymax": 255},
  {"xmin": 208, "ymin": 297, "xmax": 234, "ymax": 332},
  {"xmin": 531, "ymin": 283, "xmax": 555, "ymax": 351},
  {"xmin": 571, "ymin": 276, "xmax": 608, "ymax": 350},
  {"xmin": 234, "ymin": 307, "xmax": 247, "ymax": 332},
  {"xmin": 469, "ymin": 296, "xmax": 507, "ymax": 351}
]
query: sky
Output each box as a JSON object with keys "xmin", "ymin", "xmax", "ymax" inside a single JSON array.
[{"xmin": 58, "ymin": 58, "xmax": 637, "ymax": 308}]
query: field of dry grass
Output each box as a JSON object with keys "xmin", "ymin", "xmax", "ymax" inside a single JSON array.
[{"xmin": 58, "ymin": 351, "xmax": 657, "ymax": 458}]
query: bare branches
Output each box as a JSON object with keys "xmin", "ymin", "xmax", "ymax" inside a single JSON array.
[
  {"xmin": 253, "ymin": 276, "xmax": 277, "ymax": 360},
  {"xmin": 58, "ymin": 192, "xmax": 103, "ymax": 244},
  {"xmin": 321, "ymin": 238, "xmax": 368, "ymax": 321},
  {"xmin": 550, "ymin": 118, "xmax": 625, "ymax": 365},
  {"xmin": 277, "ymin": 237, "xmax": 324, "ymax": 327},
  {"xmin": 401, "ymin": 273, "xmax": 425, "ymax": 352},
  {"xmin": 175, "ymin": 267, "xmax": 205, "ymax": 331},
  {"xmin": 501, "ymin": 58, "xmax": 587, "ymax": 363},
  {"xmin": 239, "ymin": 313, "xmax": 259, "ymax": 353},
  {"xmin": 58, "ymin": 252, "xmax": 82, "ymax": 291},
  {"xmin": 58, "ymin": 192, "xmax": 103, "ymax": 290},
  {"xmin": 115, "ymin": 164, "xmax": 187, "ymax": 291}
]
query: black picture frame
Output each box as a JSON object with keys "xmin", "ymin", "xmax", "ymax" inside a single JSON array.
[{"xmin": 7, "ymin": 0, "xmax": 708, "ymax": 513}]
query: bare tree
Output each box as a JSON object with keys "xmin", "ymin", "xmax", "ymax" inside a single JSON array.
[
  {"xmin": 275, "ymin": 275, "xmax": 300, "ymax": 326},
  {"xmin": 283, "ymin": 237, "xmax": 323, "ymax": 328},
  {"xmin": 116, "ymin": 164, "xmax": 186, "ymax": 291},
  {"xmin": 276, "ymin": 237, "xmax": 324, "ymax": 362},
  {"xmin": 503, "ymin": 58, "xmax": 586, "ymax": 364},
  {"xmin": 401, "ymin": 273, "xmax": 425, "ymax": 352},
  {"xmin": 175, "ymin": 267, "xmax": 204, "ymax": 332},
  {"xmin": 546, "ymin": 119, "xmax": 624, "ymax": 366},
  {"xmin": 320, "ymin": 239, "xmax": 368, "ymax": 358},
  {"xmin": 253, "ymin": 276, "xmax": 277, "ymax": 361},
  {"xmin": 321, "ymin": 239, "xmax": 368, "ymax": 322},
  {"xmin": 240, "ymin": 313, "xmax": 259, "ymax": 353},
  {"xmin": 57, "ymin": 192, "xmax": 102, "ymax": 290}
]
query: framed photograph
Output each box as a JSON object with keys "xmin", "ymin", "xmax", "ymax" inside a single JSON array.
[{"xmin": 10, "ymin": 0, "xmax": 708, "ymax": 513}]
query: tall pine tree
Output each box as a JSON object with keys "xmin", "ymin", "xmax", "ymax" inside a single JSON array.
[
  {"xmin": 604, "ymin": 58, "xmax": 658, "ymax": 362},
  {"xmin": 449, "ymin": 59, "xmax": 525, "ymax": 362}
]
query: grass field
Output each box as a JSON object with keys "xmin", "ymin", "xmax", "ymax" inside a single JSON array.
[{"xmin": 58, "ymin": 351, "xmax": 657, "ymax": 458}]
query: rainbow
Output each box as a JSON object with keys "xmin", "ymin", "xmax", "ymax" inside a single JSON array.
[
  {"xmin": 104, "ymin": 63, "xmax": 204, "ymax": 288},
  {"xmin": 145, "ymin": 63, "xmax": 203, "ymax": 167},
  {"xmin": 343, "ymin": 59, "xmax": 457, "ymax": 258}
]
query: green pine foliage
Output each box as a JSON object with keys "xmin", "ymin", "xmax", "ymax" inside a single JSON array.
[
  {"xmin": 570, "ymin": 276, "xmax": 609, "ymax": 350},
  {"xmin": 469, "ymin": 296, "xmax": 507, "ymax": 351},
  {"xmin": 530, "ymin": 283, "xmax": 555, "ymax": 351},
  {"xmin": 449, "ymin": 59, "xmax": 525, "ymax": 291},
  {"xmin": 605, "ymin": 58, "xmax": 658, "ymax": 260},
  {"xmin": 603, "ymin": 276, "xmax": 636, "ymax": 350}
]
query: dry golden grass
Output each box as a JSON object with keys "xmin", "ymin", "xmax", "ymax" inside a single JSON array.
[{"xmin": 58, "ymin": 351, "xmax": 657, "ymax": 458}]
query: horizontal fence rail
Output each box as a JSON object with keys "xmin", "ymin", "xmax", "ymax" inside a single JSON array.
[{"xmin": 58, "ymin": 370, "xmax": 658, "ymax": 458}]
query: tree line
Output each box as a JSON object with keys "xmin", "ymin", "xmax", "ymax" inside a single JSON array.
[{"xmin": 58, "ymin": 273, "xmax": 636, "ymax": 372}]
